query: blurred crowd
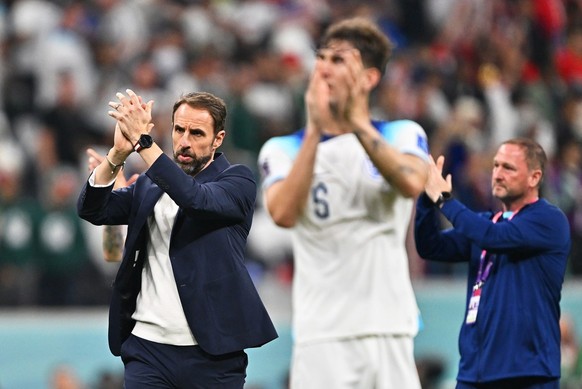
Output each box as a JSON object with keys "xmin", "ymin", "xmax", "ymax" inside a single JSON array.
[{"xmin": 2, "ymin": 0, "xmax": 582, "ymax": 308}]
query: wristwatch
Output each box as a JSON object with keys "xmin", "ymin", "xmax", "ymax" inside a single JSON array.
[
  {"xmin": 434, "ymin": 191, "xmax": 452, "ymax": 208},
  {"xmin": 133, "ymin": 134, "xmax": 153, "ymax": 153}
]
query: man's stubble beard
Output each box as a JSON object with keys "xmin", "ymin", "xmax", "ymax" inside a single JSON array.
[
  {"xmin": 493, "ymin": 186, "xmax": 521, "ymax": 205},
  {"xmin": 174, "ymin": 152, "xmax": 211, "ymax": 176}
]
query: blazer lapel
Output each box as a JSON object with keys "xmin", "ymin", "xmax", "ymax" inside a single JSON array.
[
  {"xmin": 135, "ymin": 180, "xmax": 164, "ymax": 226},
  {"xmin": 194, "ymin": 153, "xmax": 230, "ymax": 183}
]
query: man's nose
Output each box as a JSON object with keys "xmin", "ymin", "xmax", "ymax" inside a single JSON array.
[
  {"xmin": 179, "ymin": 133, "xmax": 190, "ymax": 148},
  {"xmin": 316, "ymin": 59, "xmax": 331, "ymax": 77}
]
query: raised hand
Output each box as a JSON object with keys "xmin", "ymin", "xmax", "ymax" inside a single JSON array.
[
  {"xmin": 86, "ymin": 147, "xmax": 138, "ymax": 188},
  {"xmin": 108, "ymin": 89, "xmax": 154, "ymax": 146},
  {"xmin": 424, "ymin": 155, "xmax": 453, "ymax": 202},
  {"xmin": 342, "ymin": 48, "xmax": 372, "ymax": 131},
  {"xmin": 305, "ymin": 61, "xmax": 332, "ymax": 135},
  {"xmin": 87, "ymin": 147, "xmax": 104, "ymax": 172},
  {"xmin": 110, "ymin": 121, "xmax": 134, "ymax": 156}
]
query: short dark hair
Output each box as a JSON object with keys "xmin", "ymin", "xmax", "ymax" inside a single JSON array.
[
  {"xmin": 172, "ymin": 92, "xmax": 227, "ymax": 135},
  {"xmin": 502, "ymin": 137, "xmax": 547, "ymax": 182},
  {"xmin": 318, "ymin": 17, "xmax": 393, "ymax": 75}
]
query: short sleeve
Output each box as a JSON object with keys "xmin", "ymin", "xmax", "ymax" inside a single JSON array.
[
  {"xmin": 378, "ymin": 120, "xmax": 429, "ymax": 161},
  {"xmin": 258, "ymin": 133, "xmax": 302, "ymax": 190}
]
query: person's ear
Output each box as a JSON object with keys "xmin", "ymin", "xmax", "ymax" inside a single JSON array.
[
  {"xmin": 364, "ymin": 68, "xmax": 382, "ymax": 91},
  {"xmin": 213, "ymin": 130, "xmax": 225, "ymax": 149},
  {"xmin": 529, "ymin": 169, "xmax": 542, "ymax": 188}
]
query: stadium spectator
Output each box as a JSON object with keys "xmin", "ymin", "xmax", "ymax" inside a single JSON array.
[
  {"xmin": 37, "ymin": 165, "xmax": 100, "ymax": 306},
  {"xmin": 555, "ymin": 23, "xmax": 582, "ymax": 86},
  {"xmin": 38, "ymin": 69, "xmax": 105, "ymax": 171},
  {"xmin": 560, "ymin": 313, "xmax": 582, "ymax": 389},
  {"xmin": 0, "ymin": 137, "xmax": 41, "ymax": 305},
  {"xmin": 544, "ymin": 138, "xmax": 582, "ymax": 276},
  {"xmin": 49, "ymin": 364, "xmax": 84, "ymax": 389}
]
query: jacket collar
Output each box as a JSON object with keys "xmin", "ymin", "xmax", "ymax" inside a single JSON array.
[
  {"xmin": 192, "ymin": 152, "xmax": 230, "ymax": 183},
  {"xmin": 132, "ymin": 153, "xmax": 231, "ymax": 231}
]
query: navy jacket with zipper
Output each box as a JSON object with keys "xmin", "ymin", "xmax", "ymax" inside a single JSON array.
[{"xmin": 415, "ymin": 194, "xmax": 570, "ymax": 383}]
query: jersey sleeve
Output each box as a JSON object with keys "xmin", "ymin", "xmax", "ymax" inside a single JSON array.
[
  {"xmin": 379, "ymin": 119, "xmax": 430, "ymax": 161},
  {"xmin": 258, "ymin": 134, "xmax": 302, "ymax": 190}
]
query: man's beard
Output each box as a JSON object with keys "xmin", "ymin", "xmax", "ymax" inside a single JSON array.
[
  {"xmin": 174, "ymin": 150, "xmax": 211, "ymax": 176},
  {"xmin": 492, "ymin": 185, "xmax": 520, "ymax": 204}
]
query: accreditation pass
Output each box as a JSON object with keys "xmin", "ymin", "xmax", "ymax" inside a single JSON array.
[{"xmin": 466, "ymin": 284, "xmax": 482, "ymax": 324}]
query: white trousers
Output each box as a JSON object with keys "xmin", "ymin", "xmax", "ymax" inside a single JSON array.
[{"xmin": 290, "ymin": 335, "xmax": 421, "ymax": 389}]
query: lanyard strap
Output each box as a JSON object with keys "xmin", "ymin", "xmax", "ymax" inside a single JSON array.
[
  {"xmin": 476, "ymin": 212, "xmax": 504, "ymax": 285},
  {"xmin": 474, "ymin": 198, "xmax": 539, "ymax": 286},
  {"xmin": 475, "ymin": 209, "xmax": 519, "ymax": 285}
]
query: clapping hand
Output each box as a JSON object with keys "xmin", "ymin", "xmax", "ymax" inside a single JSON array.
[
  {"xmin": 424, "ymin": 155, "xmax": 453, "ymax": 203},
  {"xmin": 86, "ymin": 148, "xmax": 138, "ymax": 189},
  {"xmin": 108, "ymin": 89, "xmax": 154, "ymax": 147}
]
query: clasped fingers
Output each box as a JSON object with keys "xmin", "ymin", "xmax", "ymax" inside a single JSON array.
[{"xmin": 107, "ymin": 89, "xmax": 154, "ymax": 140}]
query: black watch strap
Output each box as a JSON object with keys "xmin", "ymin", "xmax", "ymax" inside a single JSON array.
[{"xmin": 434, "ymin": 191, "xmax": 452, "ymax": 208}]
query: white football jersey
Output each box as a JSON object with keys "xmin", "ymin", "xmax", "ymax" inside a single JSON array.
[{"xmin": 258, "ymin": 120, "xmax": 429, "ymax": 344}]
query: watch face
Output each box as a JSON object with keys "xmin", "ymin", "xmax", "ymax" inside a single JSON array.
[{"xmin": 139, "ymin": 134, "xmax": 153, "ymax": 148}]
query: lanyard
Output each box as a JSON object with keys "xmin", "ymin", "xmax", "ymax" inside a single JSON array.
[
  {"xmin": 474, "ymin": 198, "xmax": 538, "ymax": 288},
  {"xmin": 475, "ymin": 210, "xmax": 515, "ymax": 286}
]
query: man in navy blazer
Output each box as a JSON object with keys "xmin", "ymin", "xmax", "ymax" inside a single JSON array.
[{"xmin": 78, "ymin": 89, "xmax": 277, "ymax": 388}]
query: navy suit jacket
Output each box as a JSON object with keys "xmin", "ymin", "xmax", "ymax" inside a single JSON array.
[{"xmin": 78, "ymin": 153, "xmax": 277, "ymax": 356}]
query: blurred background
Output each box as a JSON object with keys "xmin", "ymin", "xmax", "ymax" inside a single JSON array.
[{"xmin": 1, "ymin": 0, "xmax": 582, "ymax": 388}]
